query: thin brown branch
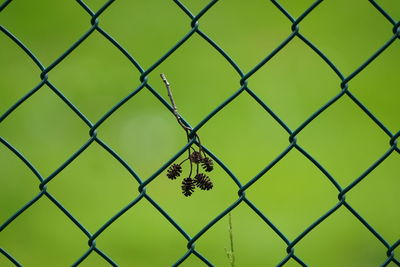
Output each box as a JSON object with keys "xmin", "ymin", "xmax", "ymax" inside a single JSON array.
[{"xmin": 160, "ymin": 73, "xmax": 192, "ymax": 132}]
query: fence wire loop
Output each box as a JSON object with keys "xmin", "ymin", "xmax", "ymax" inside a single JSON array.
[{"xmin": 1, "ymin": 0, "xmax": 399, "ymax": 266}]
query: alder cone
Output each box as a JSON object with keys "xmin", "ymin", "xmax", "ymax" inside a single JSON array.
[
  {"xmin": 167, "ymin": 164, "xmax": 182, "ymax": 179},
  {"xmin": 181, "ymin": 178, "xmax": 195, "ymax": 196},
  {"xmin": 194, "ymin": 173, "xmax": 213, "ymax": 190},
  {"xmin": 201, "ymin": 157, "xmax": 214, "ymax": 172},
  {"xmin": 190, "ymin": 151, "xmax": 203, "ymax": 164}
]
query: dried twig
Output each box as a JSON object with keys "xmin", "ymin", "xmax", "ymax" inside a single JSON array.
[
  {"xmin": 160, "ymin": 73, "xmax": 215, "ymax": 197},
  {"xmin": 160, "ymin": 73, "xmax": 192, "ymax": 132}
]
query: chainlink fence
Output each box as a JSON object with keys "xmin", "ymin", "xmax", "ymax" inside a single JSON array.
[{"xmin": 1, "ymin": 0, "xmax": 399, "ymax": 266}]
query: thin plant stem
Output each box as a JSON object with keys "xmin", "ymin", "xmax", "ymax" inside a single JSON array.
[
  {"xmin": 225, "ymin": 212, "xmax": 235, "ymax": 267},
  {"xmin": 179, "ymin": 158, "xmax": 189, "ymax": 165}
]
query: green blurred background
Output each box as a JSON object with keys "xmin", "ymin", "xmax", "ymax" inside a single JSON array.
[{"xmin": 1, "ymin": 0, "xmax": 399, "ymax": 266}]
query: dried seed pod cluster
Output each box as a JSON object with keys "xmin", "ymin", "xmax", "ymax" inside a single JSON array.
[
  {"xmin": 160, "ymin": 73, "xmax": 215, "ymax": 197},
  {"xmin": 167, "ymin": 148, "xmax": 215, "ymax": 197}
]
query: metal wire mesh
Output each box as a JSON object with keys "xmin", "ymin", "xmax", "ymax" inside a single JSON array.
[{"xmin": 1, "ymin": 0, "xmax": 399, "ymax": 266}]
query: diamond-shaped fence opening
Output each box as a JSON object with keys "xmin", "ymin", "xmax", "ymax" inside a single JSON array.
[{"xmin": 1, "ymin": 0, "xmax": 399, "ymax": 266}]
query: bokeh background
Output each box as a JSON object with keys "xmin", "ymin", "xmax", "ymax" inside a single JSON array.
[{"xmin": 1, "ymin": 0, "xmax": 399, "ymax": 266}]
